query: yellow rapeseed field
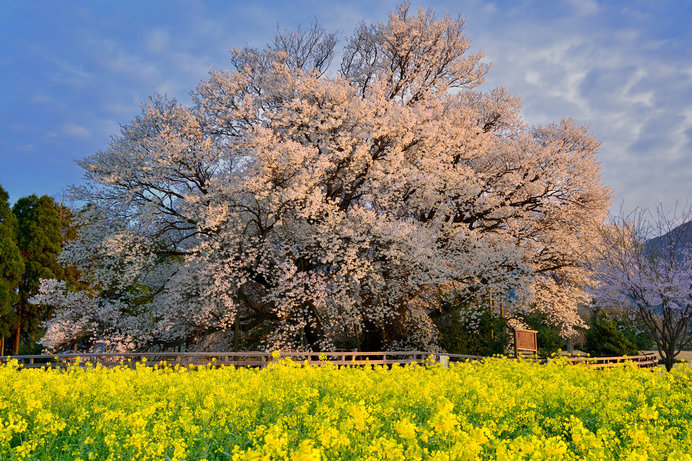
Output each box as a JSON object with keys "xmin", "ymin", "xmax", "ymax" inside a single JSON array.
[{"xmin": 0, "ymin": 356, "xmax": 690, "ymax": 460}]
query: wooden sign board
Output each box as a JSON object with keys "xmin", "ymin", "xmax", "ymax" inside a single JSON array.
[{"xmin": 514, "ymin": 329, "xmax": 538, "ymax": 358}]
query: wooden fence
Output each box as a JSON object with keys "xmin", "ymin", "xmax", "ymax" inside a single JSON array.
[
  {"xmin": 560, "ymin": 353, "xmax": 659, "ymax": 369},
  {"xmin": 0, "ymin": 351, "xmax": 441, "ymax": 369},
  {"xmin": 0, "ymin": 351, "xmax": 659, "ymax": 370}
]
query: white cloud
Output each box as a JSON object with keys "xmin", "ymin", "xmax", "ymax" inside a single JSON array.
[
  {"xmin": 463, "ymin": 1, "xmax": 692, "ymax": 213},
  {"xmin": 104, "ymin": 102, "xmax": 135, "ymax": 116},
  {"xmin": 31, "ymin": 94, "xmax": 59, "ymax": 105},
  {"xmin": 7, "ymin": 0, "xmax": 687, "ymax": 214},
  {"xmin": 63, "ymin": 123, "xmax": 91, "ymax": 138},
  {"xmin": 482, "ymin": 2, "xmax": 498, "ymax": 14},
  {"xmin": 96, "ymin": 119, "xmax": 121, "ymax": 138},
  {"xmin": 146, "ymin": 28, "xmax": 170, "ymax": 54},
  {"xmin": 566, "ymin": 0, "xmax": 599, "ymax": 17},
  {"xmin": 25, "ymin": 43, "xmax": 93, "ymax": 88},
  {"xmin": 9, "ymin": 123, "xmax": 28, "ymax": 133}
]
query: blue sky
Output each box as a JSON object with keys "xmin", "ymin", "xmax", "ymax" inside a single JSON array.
[{"xmin": 1, "ymin": 0, "xmax": 690, "ymax": 213}]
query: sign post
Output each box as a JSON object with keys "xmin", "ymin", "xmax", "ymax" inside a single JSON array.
[{"xmin": 513, "ymin": 329, "xmax": 538, "ymax": 358}]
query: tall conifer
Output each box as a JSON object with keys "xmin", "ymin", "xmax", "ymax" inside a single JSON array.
[
  {"xmin": 0, "ymin": 186, "xmax": 24, "ymax": 355},
  {"xmin": 12, "ymin": 195, "xmax": 63, "ymax": 354}
]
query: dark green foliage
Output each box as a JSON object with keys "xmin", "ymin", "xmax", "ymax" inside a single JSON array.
[
  {"xmin": 611, "ymin": 312, "xmax": 655, "ymax": 351},
  {"xmin": 0, "ymin": 186, "xmax": 24, "ymax": 349},
  {"xmin": 14, "ymin": 195, "xmax": 64, "ymax": 282},
  {"xmin": 583, "ymin": 307, "xmax": 655, "ymax": 353},
  {"xmin": 514, "ymin": 310, "xmax": 566, "ymax": 356},
  {"xmin": 17, "ymin": 339, "xmax": 43, "ymax": 355},
  {"xmin": 12, "ymin": 195, "xmax": 64, "ymax": 350},
  {"xmin": 584, "ymin": 312, "xmax": 638, "ymax": 357},
  {"xmin": 430, "ymin": 297, "xmax": 510, "ymax": 356},
  {"xmin": 0, "ymin": 189, "xmax": 81, "ymax": 354}
]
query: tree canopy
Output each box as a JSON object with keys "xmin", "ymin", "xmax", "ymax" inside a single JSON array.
[{"xmin": 36, "ymin": 4, "xmax": 611, "ymax": 352}]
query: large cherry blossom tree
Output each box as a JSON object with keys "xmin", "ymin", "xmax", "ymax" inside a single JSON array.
[
  {"xmin": 36, "ymin": 3, "xmax": 611, "ymax": 352},
  {"xmin": 590, "ymin": 206, "xmax": 692, "ymax": 371}
]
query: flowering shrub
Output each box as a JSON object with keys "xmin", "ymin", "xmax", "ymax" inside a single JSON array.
[{"xmin": 0, "ymin": 358, "xmax": 690, "ymax": 460}]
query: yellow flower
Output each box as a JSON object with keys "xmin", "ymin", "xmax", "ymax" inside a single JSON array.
[{"xmin": 394, "ymin": 418, "xmax": 417, "ymax": 439}]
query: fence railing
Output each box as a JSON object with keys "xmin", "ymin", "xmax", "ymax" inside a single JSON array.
[
  {"xmin": 0, "ymin": 351, "xmax": 659, "ymax": 369},
  {"xmin": 0, "ymin": 351, "xmax": 444, "ymax": 369},
  {"xmin": 561, "ymin": 353, "xmax": 659, "ymax": 369}
]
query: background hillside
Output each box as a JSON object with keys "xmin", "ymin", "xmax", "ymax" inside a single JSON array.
[{"xmin": 646, "ymin": 220, "xmax": 692, "ymax": 256}]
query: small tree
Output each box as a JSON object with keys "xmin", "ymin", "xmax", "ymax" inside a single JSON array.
[
  {"xmin": 584, "ymin": 311, "xmax": 637, "ymax": 357},
  {"xmin": 591, "ymin": 206, "xmax": 692, "ymax": 371},
  {"xmin": 586, "ymin": 305, "xmax": 655, "ymax": 351}
]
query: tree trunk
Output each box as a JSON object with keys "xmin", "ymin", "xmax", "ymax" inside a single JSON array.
[
  {"xmin": 354, "ymin": 324, "xmax": 360, "ymax": 352},
  {"xmin": 12, "ymin": 321, "xmax": 20, "ymax": 355},
  {"xmin": 663, "ymin": 343, "xmax": 677, "ymax": 371},
  {"xmin": 0, "ymin": 337, "xmax": 4, "ymax": 356},
  {"xmin": 234, "ymin": 318, "xmax": 240, "ymax": 352}
]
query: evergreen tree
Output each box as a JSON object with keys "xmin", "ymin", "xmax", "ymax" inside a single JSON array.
[
  {"xmin": 12, "ymin": 195, "xmax": 64, "ymax": 354},
  {"xmin": 0, "ymin": 186, "xmax": 24, "ymax": 355},
  {"xmin": 584, "ymin": 312, "xmax": 638, "ymax": 357}
]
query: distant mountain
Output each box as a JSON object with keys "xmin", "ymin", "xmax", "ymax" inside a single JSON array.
[{"xmin": 646, "ymin": 220, "xmax": 692, "ymax": 258}]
